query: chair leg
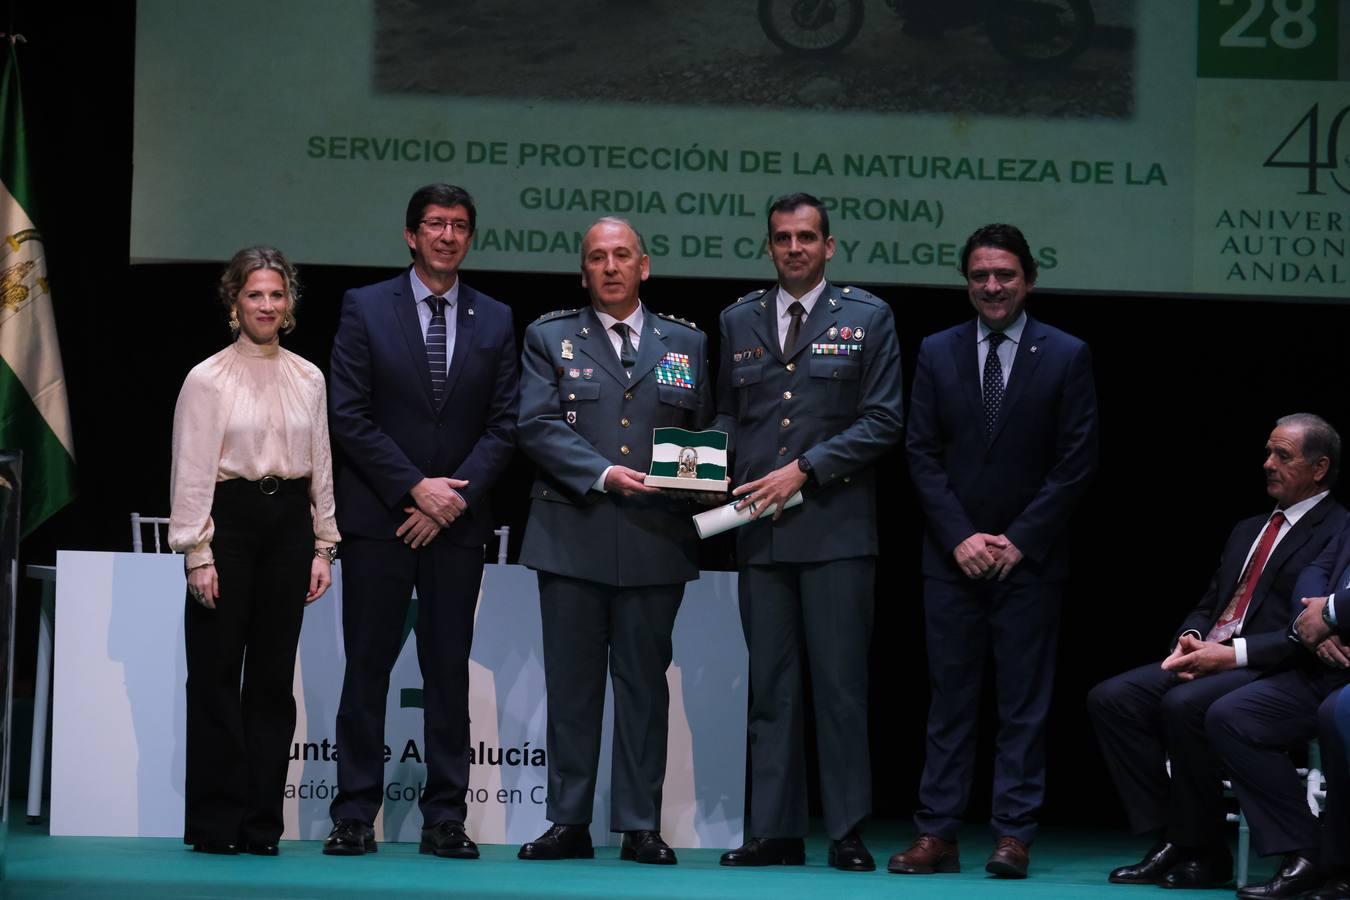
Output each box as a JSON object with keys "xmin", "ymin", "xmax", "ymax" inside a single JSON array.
[{"xmin": 1236, "ymin": 809, "xmax": 1251, "ymax": 889}]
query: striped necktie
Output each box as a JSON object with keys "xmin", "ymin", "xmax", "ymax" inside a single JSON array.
[{"xmin": 426, "ymin": 295, "xmax": 448, "ymax": 405}]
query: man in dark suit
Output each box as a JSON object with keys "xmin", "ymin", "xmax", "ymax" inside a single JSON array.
[
  {"xmin": 1087, "ymin": 414, "xmax": 1346, "ymax": 888},
  {"xmin": 324, "ymin": 184, "xmax": 519, "ymax": 859},
  {"xmin": 513, "ymin": 218, "xmax": 712, "ymax": 865},
  {"xmin": 715, "ymin": 193, "xmax": 904, "ymax": 872},
  {"xmin": 1207, "ymin": 491, "xmax": 1350, "ymax": 900},
  {"xmin": 895, "ymin": 223, "xmax": 1098, "ymax": 879}
]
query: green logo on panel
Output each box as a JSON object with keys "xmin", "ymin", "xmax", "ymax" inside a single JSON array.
[{"xmin": 1198, "ymin": 0, "xmax": 1340, "ymax": 80}]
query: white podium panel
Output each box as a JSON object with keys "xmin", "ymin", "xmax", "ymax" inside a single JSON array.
[{"xmin": 51, "ymin": 551, "xmax": 745, "ymax": 847}]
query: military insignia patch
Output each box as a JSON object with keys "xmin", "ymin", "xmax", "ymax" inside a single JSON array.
[{"xmin": 566, "ymin": 411, "xmax": 577, "ymax": 425}]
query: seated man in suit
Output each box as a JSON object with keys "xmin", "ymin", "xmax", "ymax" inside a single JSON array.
[
  {"xmin": 1209, "ymin": 526, "xmax": 1350, "ymax": 900},
  {"xmin": 1088, "ymin": 413, "xmax": 1347, "ymax": 888}
]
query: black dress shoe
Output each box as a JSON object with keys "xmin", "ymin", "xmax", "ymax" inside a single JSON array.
[
  {"xmin": 1158, "ymin": 845, "xmax": 1233, "ymax": 889},
  {"xmin": 420, "ymin": 820, "xmax": 479, "ymax": 859},
  {"xmin": 829, "ymin": 833, "xmax": 876, "ymax": 872},
  {"xmin": 192, "ymin": 840, "xmax": 239, "ymax": 855},
  {"xmin": 1237, "ymin": 854, "xmax": 1323, "ymax": 899},
  {"xmin": 1109, "ymin": 839, "xmax": 1187, "ymax": 884},
  {"xmin": 1306, "ymin": 873, "xmax": 1350, "ymax": 900},
  {"xmin": 621, "ymin": 830, "xmax": 677, "ymax": 865},
  {"xmin": 518, "ymin": 823, "xmax": 595, "ymax": 860},
  {"xmin": 242, "ymin": 841, "xmax": 279, "ymax": 856},
  {"xmin": 323, "ymin": 819, "xmax": 376, "ymax": 856},
  {"xmin": 719, "ymin": 837, "xmax": 806, "ymax": 867}
]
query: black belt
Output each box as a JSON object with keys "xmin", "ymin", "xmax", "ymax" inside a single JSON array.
[{"xmin": 218, "ymin": 476, "xmax": 310, "ymax": 496}]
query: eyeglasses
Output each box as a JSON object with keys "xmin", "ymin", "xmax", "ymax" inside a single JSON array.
[{"xmin": 420, "ymin": 218, "xmax": 472, "ymax": 236}]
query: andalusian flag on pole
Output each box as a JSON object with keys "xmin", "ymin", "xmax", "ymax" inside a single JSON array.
[
  {"xmin": 646, "ymin": 427, "xmax": 729, "ymax": 491},
  {"xmin": 0, "ymin": 38, "xmax": 76, "ymax": 537}
]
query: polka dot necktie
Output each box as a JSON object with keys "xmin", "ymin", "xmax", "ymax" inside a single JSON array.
[
  {"xmin": 983, "ymin": 331, "xmax": 1007, "ymax": 436},
  {"xmin": 426, "ymin": 295, "xmax": 448, "ymax": 405}
]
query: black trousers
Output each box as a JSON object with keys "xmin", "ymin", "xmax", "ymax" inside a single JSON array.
[
  {"xmin": 183, "ymin": 478, "xmax": 311, "ymax": 845},
  {"xmin": 739, "ymin": 558, "xmax": 875, "ymax": 841},
  {"xmin": 1087, "ymin": 662, "xmax": 1261, "ymax": 845},
  {"xmin": 330, "ymin": 537, "xmax": 482, "ymax": 828},
  {"xmin": 537, "ymin": 573, "xmax": 683, "ymax": 831},
  {"xmin": 915, "ymin": 576, "xmax": 1062, "ymax": 845}
]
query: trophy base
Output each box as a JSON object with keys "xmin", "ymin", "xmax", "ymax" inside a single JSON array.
[{"xmin": 645, "ymin": 475, "xmax": 730, "ymax": 492}]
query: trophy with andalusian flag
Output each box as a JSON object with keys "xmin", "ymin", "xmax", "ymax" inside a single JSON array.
[{"xmin": 645, "ymin": 427, "xmax": 730, "ymax": 492}]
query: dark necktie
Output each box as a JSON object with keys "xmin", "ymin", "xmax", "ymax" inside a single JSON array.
[
  {"xmin": 613, "ymin": 322, "xmax": 637, "ymax": 368},
  {"xmin": 1207, "ymin": 511, "xmax": 1286, "ymax": 642},
  {"xmin": 784, "ymin": 300, "xmax": 805, "ymax": 358},
  {"xmin": 426, "ymin": 295, "xmax": 448, "ymax": 405},
  {"xmin": 983, "ymin": 331, "xmax": 1007, "ymax": 436}
]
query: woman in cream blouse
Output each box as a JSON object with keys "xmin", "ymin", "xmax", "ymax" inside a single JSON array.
[{"xmin": 169, "ymin": 246, "xmax": 340, "ymax": 856}]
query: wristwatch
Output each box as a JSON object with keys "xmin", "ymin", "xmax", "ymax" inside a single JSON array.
[
  {"xmin": 1323, "ymin": 597, "xmax": 1336, "ymax": 627},
  {"xmin": 796, "ymin": 456, "xmax": 813, "ymax": 480}
]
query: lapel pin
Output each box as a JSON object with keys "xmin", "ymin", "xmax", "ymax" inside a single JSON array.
[
  {"xmin": 653, "ymin": 327, "xmax": 662, "ymax": 336},
  {"xmin": 1030, "ymin": 345, "xmax": 1039, "ymax": 353},
  {"xmin": 581, "ymin": 326, "xmax": 590, "ymax": 335},
  {"xmin": 467, "ymin": 308, "xmax": 475, "ymax": 316}
]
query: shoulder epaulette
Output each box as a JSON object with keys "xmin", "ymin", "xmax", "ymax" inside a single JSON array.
[
  {"xmin": 730, "ymin": 288, "xmax": 769, "ymax": 307},
  {"xmin": 838, "ymin": 285, "xmax": 884, "ymax": 306},
  {"xmin": 655, "ymin": 311, "xmax": 700, "ymax": 331},
  {"xmin": 535, "ymin": 307, "xmax": 581, "ymax": 322}
]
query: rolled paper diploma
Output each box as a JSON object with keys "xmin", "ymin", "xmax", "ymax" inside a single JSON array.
[{"xmin": 692, "ymin": 491, "xmax": 804, "ymax": 540}]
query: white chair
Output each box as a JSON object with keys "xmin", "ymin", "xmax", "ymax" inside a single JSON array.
[{"xmin": 129, "ymin": 512, "xmax": 171, "ymax": 553}]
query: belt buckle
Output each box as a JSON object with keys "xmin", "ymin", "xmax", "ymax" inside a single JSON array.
[{"xmin": 259, "ymin": 475, "xmax": 280, "ymax": 495}]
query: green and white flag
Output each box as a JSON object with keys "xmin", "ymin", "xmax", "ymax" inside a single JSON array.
[
  {"xmin": 1, "ymin": 40, "xmax": 75, "ymax": 537},
  {"xmin": 647, "ymin": 427, "xmax": 728, "ymax": 490}
]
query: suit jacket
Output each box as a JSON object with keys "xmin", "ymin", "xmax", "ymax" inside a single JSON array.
[
  {"xmin": 906, "ymin": 314, "xmax": 1098, "ymax": 583},
  {"xmin": 1294, "ymin": 519, "xmax": 1350, "ymax": 635},
  {"xmin": 517, "ymin": 304, "xmax": 712, "ymax": 587},
  {"xmin": 328, "ymin": 269, "xmax": 519, "ymax": 547},
  {"xmin": 1175, "ymin": 496, "xmax": 1347, "ymax": 669},
  {"xmin": 714, "ymin": 283, "xmax": 904, "ymax": 565}
]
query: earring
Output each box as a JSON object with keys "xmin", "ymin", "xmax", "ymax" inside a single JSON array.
[
  {"xmin": 228, "ymin": 309, "xmax": 240, "ymax": 333},
  {"xmin": 281, "ymin": 312, "xmax": 296, "ymax": 333}
]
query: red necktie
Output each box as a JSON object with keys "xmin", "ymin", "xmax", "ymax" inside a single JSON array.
[{"xmin": 1207, "ymin": 511, "xmax": 1286, "ymax": 642}]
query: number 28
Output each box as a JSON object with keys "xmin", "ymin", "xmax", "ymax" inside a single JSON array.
[{"xmin": 1220, "ymin": 0, "xmax": 1318, "ymax": 50}]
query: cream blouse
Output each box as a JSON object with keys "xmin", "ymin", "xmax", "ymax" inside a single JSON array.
[{"xmin": 168, "ymin": 339, "xmax": 340, "ymax": 568}]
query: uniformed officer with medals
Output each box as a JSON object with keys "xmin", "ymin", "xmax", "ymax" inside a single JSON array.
[
  {"xmin": 715, "ymin": 193, "xmax": 904, "ymax": 872},
  {"xmin": 515, "ymin": 217, "xmax": 715, "ymax": 865}
]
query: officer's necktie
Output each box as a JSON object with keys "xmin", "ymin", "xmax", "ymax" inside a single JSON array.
[
  {"xmin": 426, "ymin": 295, "xmax": 448, "ymax": 405},
  {"xmin": 1207, "ymin": 511, "xmax": 1286, "ymax": 643},
  {"xmin": 784, "ymin": 301, "xmax": 805, "ymax": 358},
  {"xmin": 613, "ymin": 322, "xmax": 637, "ymax": 368},
  {"xmin": 983, "ymin": 331, "xmax": 1007, "ymax": 436}
]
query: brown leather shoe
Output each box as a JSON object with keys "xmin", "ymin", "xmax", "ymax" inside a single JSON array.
[
  {"xmin": 986, "ymin": 836, "xmax": 1030, "ymax": 878},
  {"xmin": 888, "ymin": 834, "xmax": 960, "ymax": 874}
]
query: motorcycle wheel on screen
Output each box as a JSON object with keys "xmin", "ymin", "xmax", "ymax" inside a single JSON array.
[
  {"xmin": 758, "ymin": 0, "xmax": 865, "ymax": 56},
  {"xmin": 986, "ymin": 0, "xmax": 1096, "ymax": 67}
]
